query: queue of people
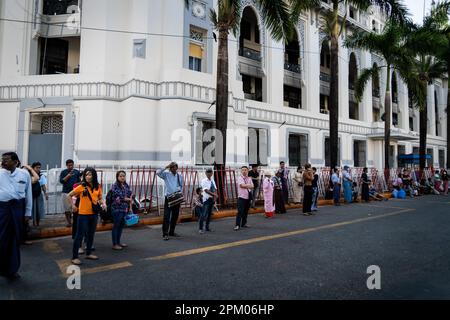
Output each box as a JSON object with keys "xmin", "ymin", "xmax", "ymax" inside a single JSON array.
[{"xmin": 2, "ymin": 152, "xmax": 449, "ymax": 280}]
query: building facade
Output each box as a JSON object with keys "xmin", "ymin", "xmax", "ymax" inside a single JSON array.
[{"xmin": 0, "ymin": 0, "xmax": 447, "ymax": 169}]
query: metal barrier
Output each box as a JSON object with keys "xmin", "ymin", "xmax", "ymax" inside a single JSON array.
[{"xmin": 39, "ymin": 165, "xmax": 443, "ymax": 215}]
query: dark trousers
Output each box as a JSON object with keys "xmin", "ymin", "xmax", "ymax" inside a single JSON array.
[
  {"xmin": 112, "ymin": 210, "xmax": 126, "ymax": 245},
  {"xmin": 362, "ymin": 184, "xmax": 370, "ymax": 202},
  {"xmin": 199, "ymin": 198, "xmax": 214, "ymax": 231},
  {"xmin": 162, "ymin": 198, "xmax": 181, "ymax": 236},
  {"xmin": 281, "ymin": 180, "xmax": 289, "ymax": 203},
  {"xmin": 0, "ymin": 200, "xmax": 25, "ymax": 276},
  {"xmin": 72, "ymin": 214, "xmax": 98, "ymax": 259},
  {"xmin": 303, "ymin": 186, "xmax": 313, "ymax": 213},
  {"xmin": 333, "ymin": 184, "xmax": 341, "ymax": 204},
  {"xmin": 274, "ymin": 189, "xmax": 286, "ymax": 214},
  {"xmin": 236, "ymin": 197, "xmax": 250, "ymax": 227}
]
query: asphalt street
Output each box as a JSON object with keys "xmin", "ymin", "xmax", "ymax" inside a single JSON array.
[{"xmin": 1, "ymin": 195, "xmax": 450, "ymax": 300}]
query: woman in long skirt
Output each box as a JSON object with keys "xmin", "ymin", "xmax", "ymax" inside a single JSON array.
[
  {"xmin": 361, "ymin": 167, "xmax": 370, "ymax": 202},
  {"xmin": 342, "ymin": 166, "xmax": 353, "ymax": 203},
  {"xmin": 272, "ymin": 170, "xmax": 286, "ymax": 214},
  {"xmin": 262, "ymin": 171, "xmax": 275, "ymax": 218},
  {"xmin": 292, "ymin": 166, "xmax": 303, "ymax": 204}
]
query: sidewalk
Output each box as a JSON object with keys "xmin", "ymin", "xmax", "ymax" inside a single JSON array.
[{"xmin": 29, "ymin": 195, "xmax": 395, "ymax": 240}]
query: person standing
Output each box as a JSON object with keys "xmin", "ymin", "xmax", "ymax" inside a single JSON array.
[
  {"xmin": 311, "ymin": 167, "xmax": 319, "ymax": 212},
  {"xmin": 235, "ymin": 166, "xmax": 254, "ymax": 231},
  {"xmin": 342, "ymin": 166, "xmax": 353, "ymax": 203},
  {"xmin": 441, "ymin": 169, "xmax": 449, "ymax": 195},
  {"xmin": 199, "ymin": 169, "xmax": 217, "ymax": 234},
  {"xmin": 434, "ymin": 170, "xmax": 442, "ymax": 194},
  {"xmin": 157, "ymin": 162, "xmax": 184, "ymax": 241},
  {"xmin": 402, "ymin": 169, "xmax": 414, "ymax": 198},
  {"xmin": 59, "ymin": 159, "xmax": 81, "ymax": 227},
  {"xmin": 67, "ymin": 168, "xmax": 105, "ymax": 265},
  {"xmin": 262, "ymin": 171, "xmax": 275, "ymax": 218},
  {"xmin": 21, "ymin": 164, "xmax": 39, "ymax": 245},
  {"xmin": 331, "ymin": 167, "xmax": 341, "ymax": 206},
  {"xmin": 31, "ymin": 162, "xmax": 47, "ymax": 227},
  {"xmin": 248, "ymin": 165, "xmax": 260, "ymax": 209},
  {"xmin": 361, "ymin": 167, "xmax": 371, "ymax": 203},
  {"xmin": 272, "ymin": 170, "xmax": 287, "ymax": 214},
  {"xmin": 0, "ymin": 152, "xmax": 32, "ymax": 280},
  {"xmin": 279, "ymin": 162, "xmax": 290, "ymax": 205},
  {"xmin": 292, "ymin": 166, "xmax": 303, "ymax": 204},
  {"xmin": 302, "ymin": 164, "xmax": 314, "ymax": 216},
  {"xmin": 110, "ymin": 171, "xmax": 132, "ymax": 250}
]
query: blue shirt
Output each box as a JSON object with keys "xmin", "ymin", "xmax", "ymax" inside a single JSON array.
[
  {"xmin": 59, "ymin": 169, "xmax": 81, "ymax": 193},
  {"xmin": 39, "ymin": 174, "xmax": 47, "ymax": 187},
  {"xmin": 0, "ymin": 168, "xmax": 33, "ymax": 217},
  {"xmin": 157, "ymin": 168, "xmax": 184, "ymax": 196},
  {"xmin": 331, "ymin": 173, "xmax": 340, "ymax": 185}
]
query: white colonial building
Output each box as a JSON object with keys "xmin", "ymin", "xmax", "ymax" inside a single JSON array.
[{"xmin": 0, "ymin": 0, "xmax": 447, "ymax": 169}]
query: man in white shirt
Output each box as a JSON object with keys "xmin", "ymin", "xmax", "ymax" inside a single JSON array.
[
  {"xmin": 199, "ymin": 169, "xmax": 217, "ymax": 234},
  {"xmin": 0, "ymin": 152, "xmax": 32, "ymax": 280}
]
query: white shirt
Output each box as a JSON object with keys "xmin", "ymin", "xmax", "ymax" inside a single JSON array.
[
  {"xmin": 0, "ymin": 168, "xmax": 33, "ymax": 217},
  {"xmin": 201, "ymin": 178, "xmax": 217, "ymax": 201}
]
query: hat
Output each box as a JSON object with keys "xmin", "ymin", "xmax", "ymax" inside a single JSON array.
[{"xmin": 264, "ymin": 170, "xmax": 273, "ymax": 177}]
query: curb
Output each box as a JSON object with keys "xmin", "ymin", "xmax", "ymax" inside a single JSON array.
[{"xmin": 32, "ymin": 195, "xmax": 392, "ymax": 240}]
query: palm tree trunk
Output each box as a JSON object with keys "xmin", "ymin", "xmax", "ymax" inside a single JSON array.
[
  {"xmin": 419, "ymin": 99, "xmax": 428, "ymax": 170},
  {"xmin": 329, "ymin": 6, "xmax": 339, "ymax": 169},
  {"xmin": 384, "ymin": 67, "xmax": 392, "ymax": 172},
  {"xmin": 214, "ymin": 27, "xmax": 229, "ymax": 205}
]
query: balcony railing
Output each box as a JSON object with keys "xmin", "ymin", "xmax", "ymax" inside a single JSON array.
[
  {"xmin": 284, "ymin": 62, "xmax": 301, "ymax": 74},
  {"xmin": 320, "ymin": 72, "xmax": 331, "ymax": 82},
  {"xmin": 239, "ymin": 47, "xmax": 262, "ymax": 62}
]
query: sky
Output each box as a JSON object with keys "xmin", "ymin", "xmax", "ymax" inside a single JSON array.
[{"xmin": 404, "ymin": 0, "xmax": 433, "ymax": 24}]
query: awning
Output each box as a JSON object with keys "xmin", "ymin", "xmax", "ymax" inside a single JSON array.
[
  {"xmin": 398, "ymin": 154, "xmax": 432, "ymax": 165},
  {"xmin": 368, "ymin": 127, "xmax": 419, "ymax": 141},
  {"xmin": 189, "ymin": 43, "xmax": 203, "ymax": 59}
]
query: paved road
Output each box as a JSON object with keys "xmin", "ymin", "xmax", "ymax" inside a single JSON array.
[{"xmin": 1, "ymin": 195, "xmax": 450, "ymax": 300}]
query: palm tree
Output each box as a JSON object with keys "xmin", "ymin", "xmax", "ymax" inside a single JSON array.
[
  {"xmin": 344, "ymin": 22, "xmax": 410, "ymax": 170},
  {"xmin": 319, "ymin": 0, "xmax": 408, "ymax": 170},
  {"xmin": 421, "ymin": 1, "xmax": 450, "ymax": 169},
  {"xmin": 208, "ymin": 0, "xmax": 319, "ymax": 170},
  {"xmin": 186, "ymin": 0, "xmax": 317, "ymax": 202},
  {"xmin": 399, "ymin": 4, "xmax": 449, "ymax": 170}
]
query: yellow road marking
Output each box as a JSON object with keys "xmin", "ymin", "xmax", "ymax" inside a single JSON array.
[
  {"xmin": 43, "ymin": 241, "xmax": 63, "ymax": 254},
  {"xmin": 361, "ymin": 204, "xmax": 407, "ymax": 210},
  {"xmin": 145, "ymin": 208, "xmax": 414, "ymax": 261},
  {"xmin": 56, "ymin": 260, "xmax": 133, "ymax": 278}
]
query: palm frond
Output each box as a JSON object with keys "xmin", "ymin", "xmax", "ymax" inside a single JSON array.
[
  {"xmin": 289, "ymin": 0, "xmax": 321, "ymax": 26},
  {"xmin": 354, "ymin": 66, "xmax": 381, "ymax": 102},
  {"xmin": 257, "ymin": 0, "xmax": 293, "ymax": 42},
  {"xmin": 371, "ymin": 0, "xmax": 411, "ymax": 26}
]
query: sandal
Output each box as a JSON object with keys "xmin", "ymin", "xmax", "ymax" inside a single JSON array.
[
  {"xmin": 85, "ymin": 255, "xmax": 99, "ymax": 260},
  {"xmin": 71, "ymin": 259, "xmax": 82, "ymax": 265}
]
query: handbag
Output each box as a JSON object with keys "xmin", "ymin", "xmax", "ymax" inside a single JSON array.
[
  {"xmin": 167, "ymin": 174, "xmax": 185, "ymax": 208},
  {"xmin": 125, "ymin": 213, "xmax": 139, "ymax": 227},
  {"xmin": 85, "ymin": 186, "xmax": 103, "ymax": 215}
]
